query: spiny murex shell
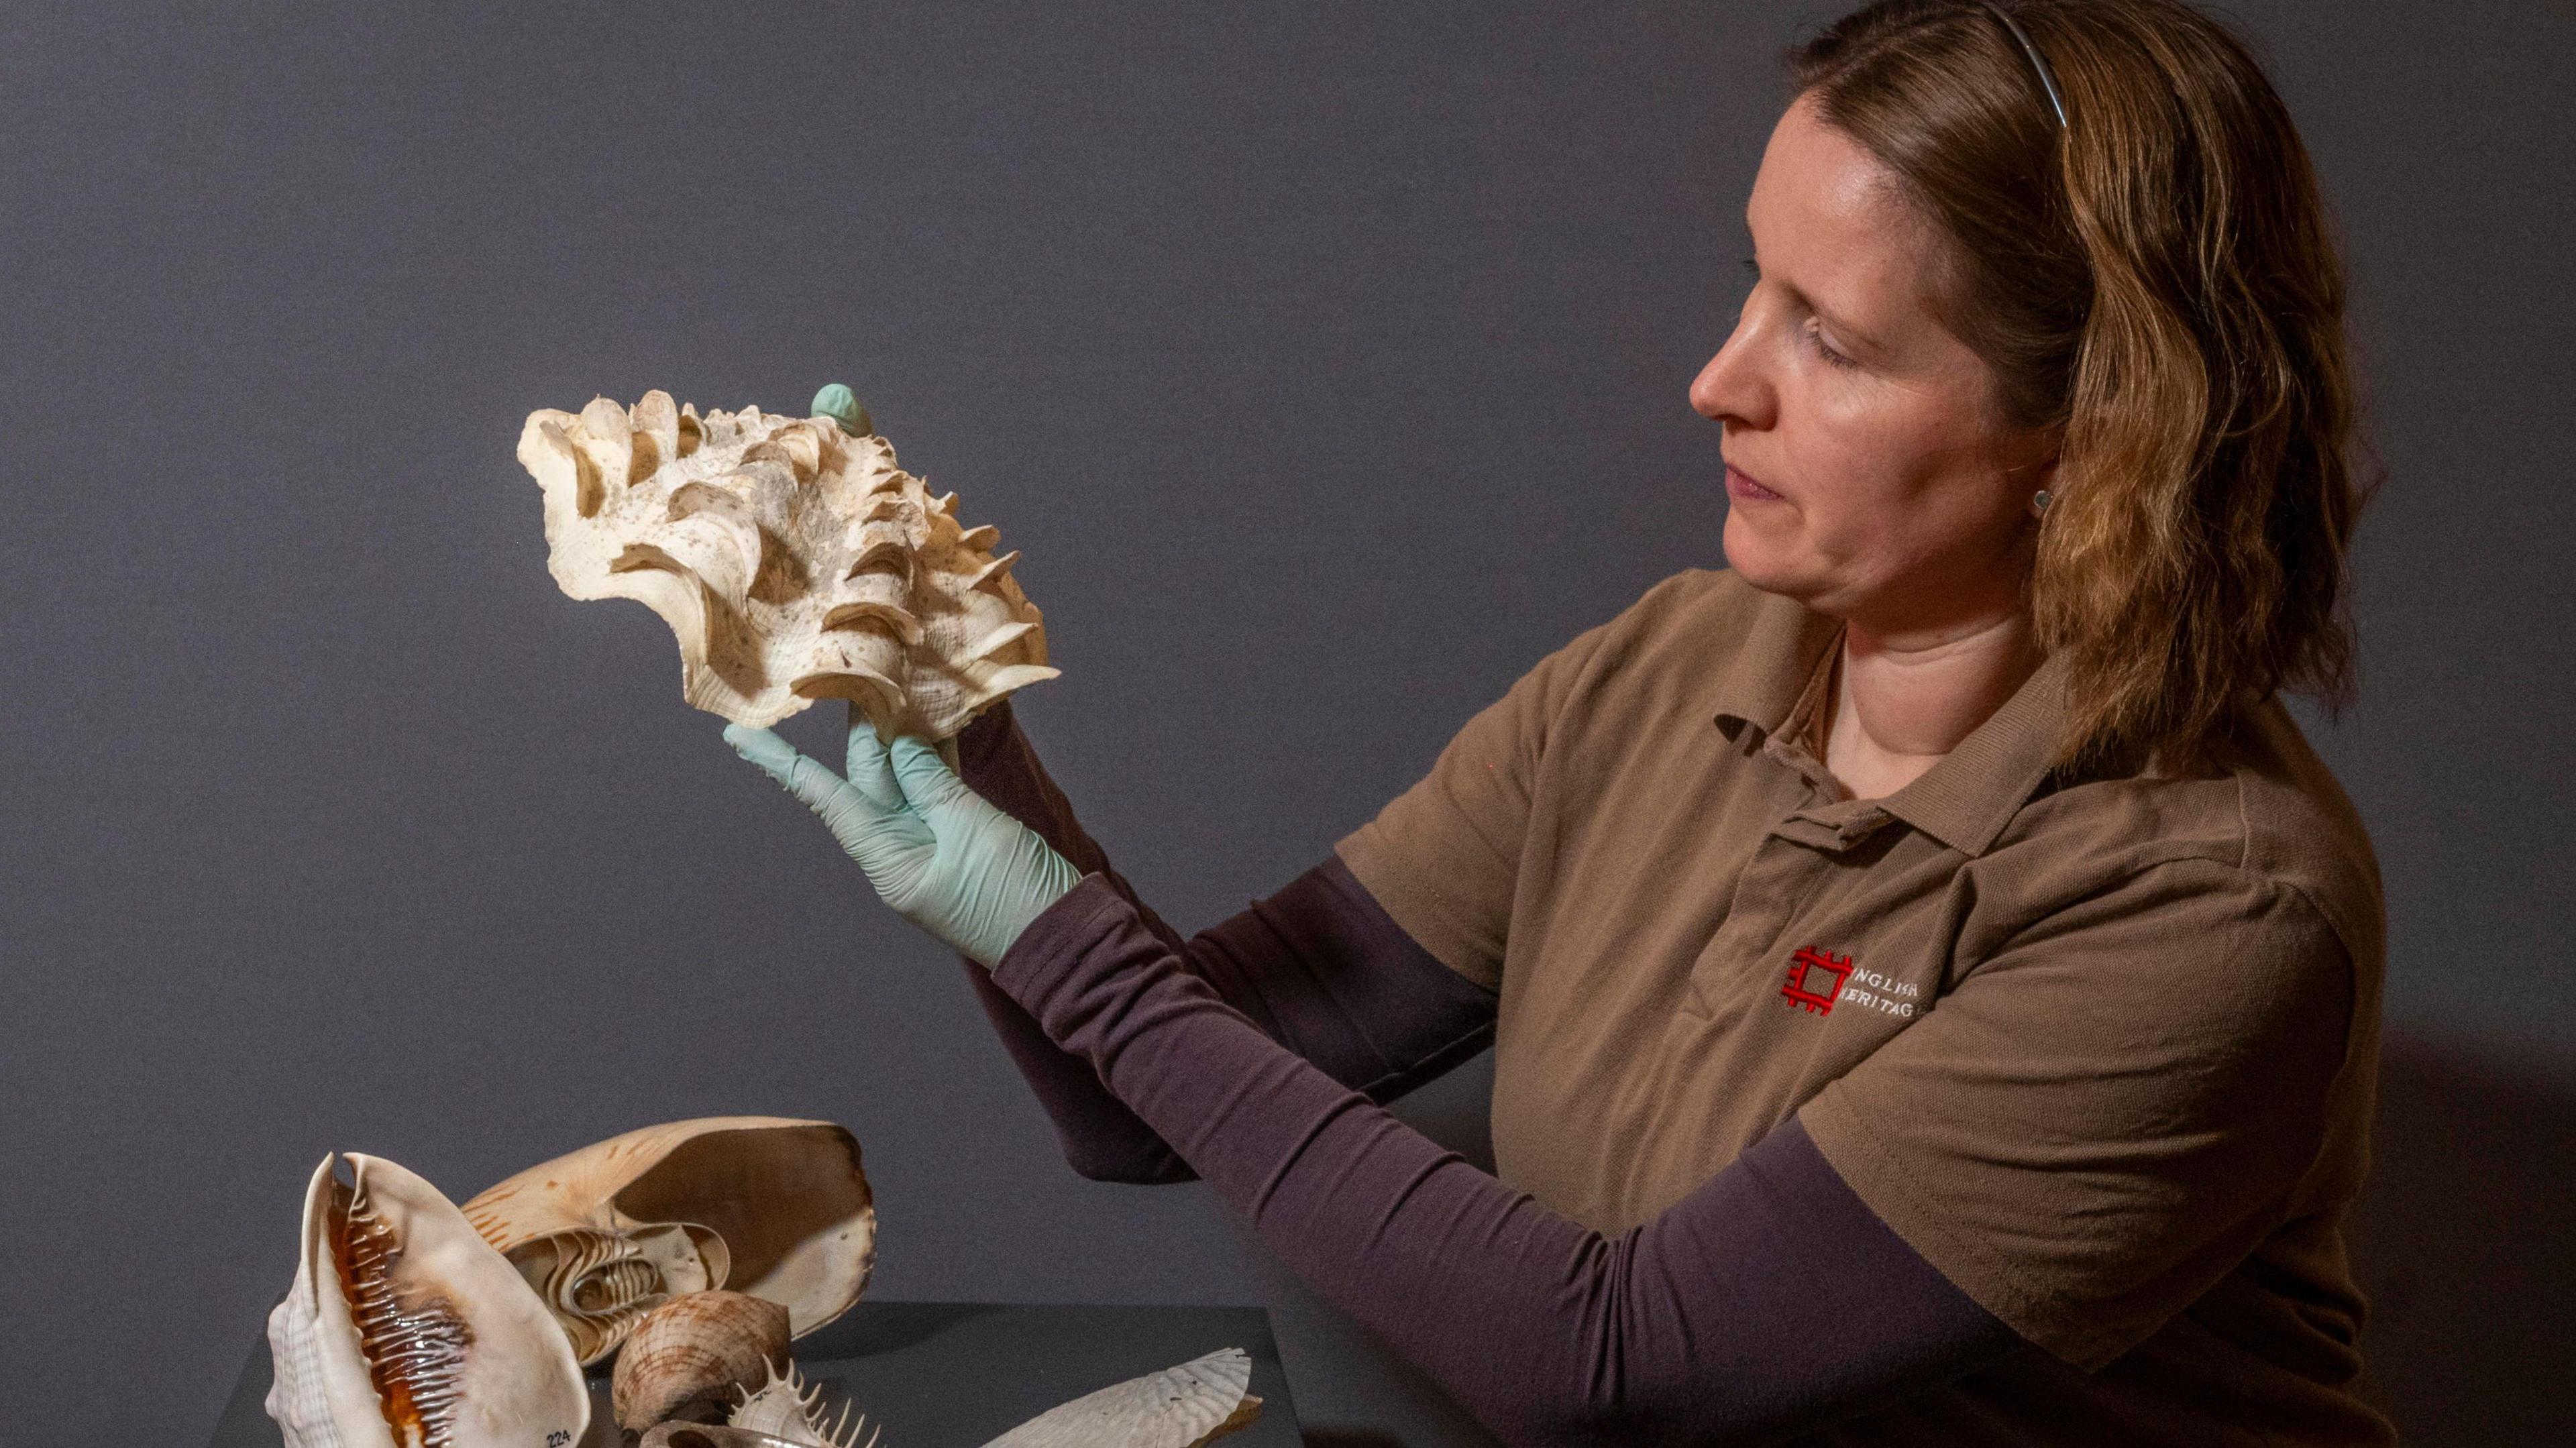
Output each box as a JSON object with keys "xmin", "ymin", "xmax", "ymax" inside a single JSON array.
[
  {"xmin": 266, "ymin": 1152, "xmax": 590, "ymax": 1448},
  {"xmin": 517, "ymin": 390, "xmax": 1059, "ymax": 734},
  {"xmin": 614, "ymin": 1290, "xmax": 793, "ymax": 1432},
  {"xmin": 731, "ymin": 1363, "xmax": 880, "ymax": 1448},
  {"xmin": 462, "ymin": 1117, "xmax": 875, "ymax": 1366}
]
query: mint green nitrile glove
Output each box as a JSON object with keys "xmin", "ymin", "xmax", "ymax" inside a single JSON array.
[
  {"xmin": 724, "ymin": 713, "xmax": 1083, "ymax": 968},
  {"xmin": 811, "ymin": 382, "xmax": 869, "ymax": 435}
]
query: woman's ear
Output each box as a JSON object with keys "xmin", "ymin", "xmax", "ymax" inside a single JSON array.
[{"xmin": 2014, "ymin": 426, "xmax": 2065, "ymax": 519}]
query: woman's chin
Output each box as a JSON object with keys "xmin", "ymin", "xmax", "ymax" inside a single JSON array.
[{"xmin": 1720, "ymin": 516, "xmax": 1811, "ymax": 596}]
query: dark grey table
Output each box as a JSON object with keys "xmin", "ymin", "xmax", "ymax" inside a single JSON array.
[{"xmin": 209, "ymin": 1300, "xmax": 1303, "ymax": 1448}]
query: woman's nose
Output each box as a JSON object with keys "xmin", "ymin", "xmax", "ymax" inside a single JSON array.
[{"xmin": 1689, "ymin": 312, "xmax": 1773, "ymax": 430}]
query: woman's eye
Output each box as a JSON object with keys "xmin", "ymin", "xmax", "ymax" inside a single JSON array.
[{"xmin": 1803, "ymin": 317, "xmax": 1860, "ymax": 371}]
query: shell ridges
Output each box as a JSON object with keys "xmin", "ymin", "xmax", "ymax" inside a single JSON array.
[{"xmin": 516, "ymin": 390, "xmax": 1059, "ymax": 734}]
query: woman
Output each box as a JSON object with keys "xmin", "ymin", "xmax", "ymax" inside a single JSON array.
[{"xmin": 727, "ymin": 1, "xmax": 2390, "ymax": 1441}]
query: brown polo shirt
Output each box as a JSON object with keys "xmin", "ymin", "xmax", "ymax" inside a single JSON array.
[{"xmin": 1336, "ymin": 568, "xmax": 2390, "ymax": 1440}]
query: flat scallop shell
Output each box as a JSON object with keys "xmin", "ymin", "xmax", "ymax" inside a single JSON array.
[
  {"xmin": 654, "ymin": 1348, "xmax": 1259, "ymax": 1448},
  {"xmin": 980, "ymin": 1349, "xmax": 1260, "ymax": 1448},
  {"xmin": 517, "ymin": 391, "xmax": 1059, "ymax": 734},
  {"xmin": 462, "ymin": 1117, "xmax": 875, "ymax": 1367}
]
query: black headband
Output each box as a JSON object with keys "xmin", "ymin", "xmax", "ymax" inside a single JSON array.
[{"xmin": 1981, "ymin": 3, "xmax": 2070, "ymax": 129}]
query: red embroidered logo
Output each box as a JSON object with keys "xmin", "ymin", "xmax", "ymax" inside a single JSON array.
[{"xmin": 1781, "ymin": 946, "xmax": 1855, "ymax": 1015}]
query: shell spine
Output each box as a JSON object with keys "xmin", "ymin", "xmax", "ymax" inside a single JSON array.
[{"xmin": 733, "ymin": 1363, "xmax": 881, "ymax": 1448}]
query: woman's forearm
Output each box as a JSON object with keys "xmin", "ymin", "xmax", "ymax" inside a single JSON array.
[
  {"xmin": 990, "ymin": 875, "xmax": 2019, "ymax": 1445},
  {"xmin": 954, "ymin": 701, "xmax": 1195, "ymax": 953},
  {"xmin": 953, "ymin": 705, "xmax": 1499, "ymax": 1183},
  {"xmin": 951, "ymin": 702, "xmax": 1193, "ymax": 1179}
]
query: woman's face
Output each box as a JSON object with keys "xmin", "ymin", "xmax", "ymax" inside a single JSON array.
[{"xmin": 1692, "ymin": 93, "xmax": 2054, "ymax": 637}]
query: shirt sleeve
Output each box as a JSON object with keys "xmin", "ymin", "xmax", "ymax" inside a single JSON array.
[
  {"xmin": 1796, "ymin": 858, "xmax": 2360, "ymax": 1371},
  {"xmin": 991, "ymin": 875, "xmax": 2023, "ymax": 1445},
  {"xmin": 1334, "ymin": 610, "xmax": 1624, "ymax": 991},
  {"xmin": 952, "ymin": 702, "xmax": 1499, "ymax": 1184}
]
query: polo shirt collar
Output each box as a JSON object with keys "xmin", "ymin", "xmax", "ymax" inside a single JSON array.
[
  {"xmin": 1706, "ymin": 588, "xmax": 1842, "ymax": 732},
  {"xmin": 1876, "ymin": 649, "xmax": 2070, "ymax": 856},
  {"xmin": 1710, "ymin": 590, "xmax": 2069, "ymax": 859}
]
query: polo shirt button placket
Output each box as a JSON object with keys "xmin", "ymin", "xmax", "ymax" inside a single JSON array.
[{"xmin": 1688, "ymin": 803, "xmax": 1898, "ymax": 1017}]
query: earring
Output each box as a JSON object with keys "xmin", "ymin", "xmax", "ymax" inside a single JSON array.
[{"xmin": 2032, "ymin": 488, "xmax": 2054, "ymax": 515}]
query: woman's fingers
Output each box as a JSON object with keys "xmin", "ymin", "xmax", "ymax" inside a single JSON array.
[
  {"xmin": 724, "ymin": 724, "xmax": 821, "ymax": 795},
  {"xmin": 843, "ymin": 706, "xmax": 907, "ymax": 812},
  {"xmin": 727, "ymin": 723, "xmax": 864, "ymax": 824},
  {"xmin": 812, "ymin": 382, "xmax": 869, "ymax": 437},
  {"xmin": 728, "ymin": 721, "xmax": 934, "ymax": 878},
  {"xmin": 888, "ymin": 734, "xmax": 975, "ymax": 812}
]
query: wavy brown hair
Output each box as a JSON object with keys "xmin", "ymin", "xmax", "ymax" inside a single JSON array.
[{"xmin": 1790, "ymin": 0, "xmax": 2363, "ymax": 767}]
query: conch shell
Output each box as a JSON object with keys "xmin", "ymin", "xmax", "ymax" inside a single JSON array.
[
  {"xmin": 462, "ymin": 1117, "xmax": 875, "ymax": 1366},
  {"xmin": 265, "ymin": 1152, "xmax": 590, "ymax": 1448},
  {"xmin": 516, "ymin": 390, "xmax": 1059, "ymax": 734},
  {"xmin": 614, "ymin": 1290, "xmax": 792, "ymax": 1433}
]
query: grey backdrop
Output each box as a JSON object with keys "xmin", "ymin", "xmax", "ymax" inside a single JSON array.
[{"xmin": 3, "ymin": 3, "xmax": 2569, "ymax": 1445}]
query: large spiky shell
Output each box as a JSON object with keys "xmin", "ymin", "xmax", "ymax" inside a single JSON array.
[
  {"xmin": 264, "ymin": 1153, "xmax": 591, "ymax": 1448},
  {"xmin": 517, "ymin": 391, "xmax": 1059, "ymax": 734},
  {"xmin": 980, "ymin": 1349, "xmax": 1260, "ymax": 1448},
  {"xmin": 461, "ymin": 1117, "xmax": 875, "ymax": 1366},
  {"xmin": 614, "ymin": 1290, "xmax": 792, "ymax": 1433}
]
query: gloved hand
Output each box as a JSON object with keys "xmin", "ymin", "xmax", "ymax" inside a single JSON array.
[
  {"xmin": 722, "ymin": 380, "xmax": 1075, "ymax": 964},
  {"xmin": 725, "ymin": 710, "xmax": 1085, "ymax": 967}
]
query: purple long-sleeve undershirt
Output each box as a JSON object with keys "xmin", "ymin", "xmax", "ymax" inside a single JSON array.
[
  {"xmin": 944, "ymin": 704, "xmax": 2021, "ymax": 1440},
  {"xmin": 952, "ymin": 702, "xmax": 1500, "ymax": 1182},
  {"xmin": 989, "ymin": 873, "xmax": 2022, "ymax": 1445}
]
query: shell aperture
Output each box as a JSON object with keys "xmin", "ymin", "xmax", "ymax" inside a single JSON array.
[
  {"xmin": 266, "ymin": 1153, "xmax": 590, "ymax": 1448},
  {"xmin": 462, "ymin": 1117, "xmax": 875, "ymax": 1367}
]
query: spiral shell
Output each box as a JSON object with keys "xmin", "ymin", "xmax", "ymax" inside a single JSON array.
[
  {"xmin": 614, "ymin": 1290, "xmax": 793, "ymax": 1432},
  {"xmin": 462, "ymin": 1117, "xmax": 874, "ymax": 1368},
  {"xmin": 516, "ymin": 390, "xmax": 1059, "ymax": 734}
]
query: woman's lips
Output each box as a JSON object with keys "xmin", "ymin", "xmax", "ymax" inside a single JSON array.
[{"xmin": 1725, "ymin": 465, "xmax": 1785, "ymax": 504}]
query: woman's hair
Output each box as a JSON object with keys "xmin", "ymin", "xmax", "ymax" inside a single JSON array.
[{"xmin": 1789, "ymin": 0, "xmax": 2363, "ymax": 767}]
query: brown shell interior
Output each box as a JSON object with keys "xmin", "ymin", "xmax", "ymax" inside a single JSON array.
[{"xmin": 609, "ymin": 1123, "xmax": 874, "ymax": 1312}]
